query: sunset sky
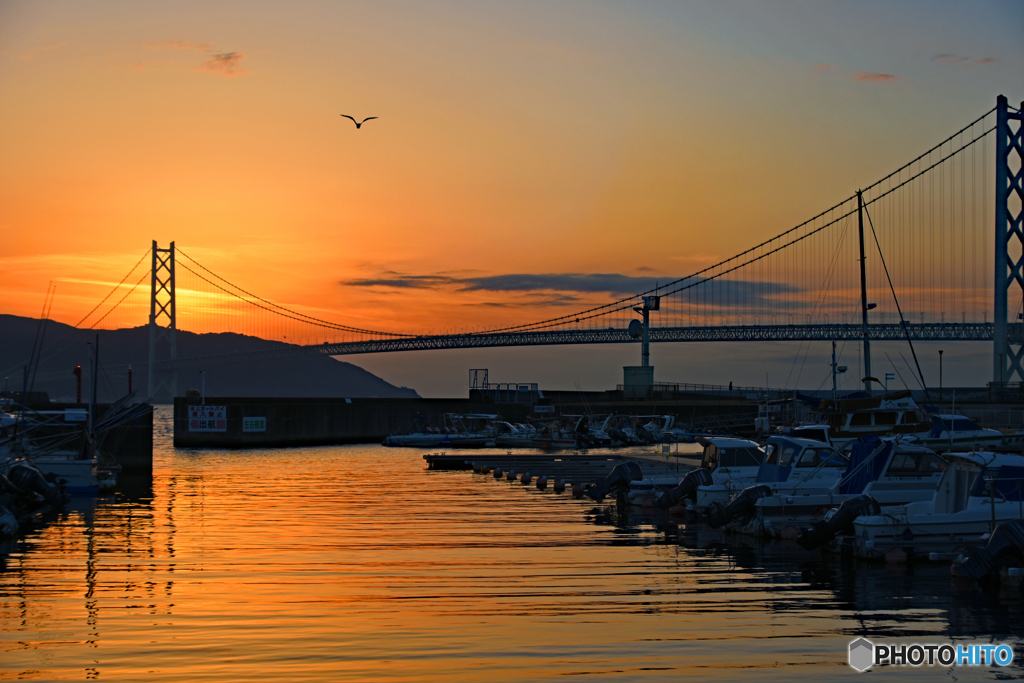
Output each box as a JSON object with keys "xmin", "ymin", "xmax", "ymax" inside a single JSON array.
[{"xmin": 2, "ymin": 1, "xmax": 1022, "ymax": 395}]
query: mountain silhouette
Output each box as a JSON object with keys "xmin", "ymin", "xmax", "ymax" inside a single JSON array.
[{"xmin": 0, "ymin": 314, "xmax": 419, "ymax": 404}]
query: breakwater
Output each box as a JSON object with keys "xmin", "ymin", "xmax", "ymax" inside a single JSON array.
[{"xmin": 172, "ymin": 391, "xmax": 757, "ymax": 448}]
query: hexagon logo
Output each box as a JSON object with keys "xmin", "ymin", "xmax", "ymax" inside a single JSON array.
[{"xmin": 849, "ymin": 637, "xmax": 874, "ymax": 672}]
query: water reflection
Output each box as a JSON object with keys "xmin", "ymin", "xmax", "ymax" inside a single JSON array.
[
  {"xmin": 0, "ymin": 409, "xmax": 1020, "ymax": 681},
  {"xmin": 584, "ymin": 501, "xmax": 1024, "ymax": 672}
]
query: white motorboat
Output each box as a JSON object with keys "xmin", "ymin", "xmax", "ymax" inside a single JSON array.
[
  {"xmin": 639, "ymin": 415, "xmax": 697, "ymax": 443},
  {"xmin": 383, "ymin": 413, "xmax": 497, "ymax": 448},
  {"xmin": 28, "ymin": 450, "xmax": 117, "ymax": 495},
  {"xmin": 751, "ymin": 438, "xmax": 947, "ymax": 537},
  {"xmin": 690, "ymin": 436, "xmax": 768, "ymax": 512},
  {"xmin": 704, "ymin": 435, "xmax": 848, "ymax": 530},
  {"xmin": 784, "ymin": 424, "xmax": 833, "ymax": 446},
  {"xmin": 847, "ymin": 451, "xmax": 1024, "ymax": 560},
  {"xmin": 910, "ymin": 415, "xmax": 1006, "ymax": 451},
  {"xmin": 809, "ymin": 390, "xmax": 931, "ymax": 449},
  {"xmin": 490, "ymin": 421, "xmax": 536, "ymax": 447},
  {"xmin": 626, "ymin": 476, "xmax": 683, "ymax": 506}
]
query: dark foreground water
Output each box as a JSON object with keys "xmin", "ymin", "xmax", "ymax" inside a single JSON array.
[{"xmin": 1, "ymin": 408, "xmax": 1022, "ymax": 681}]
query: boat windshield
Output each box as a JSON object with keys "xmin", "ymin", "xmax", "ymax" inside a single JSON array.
[
  {"xmin": 701, "ymin": 444, "xmax": 763, "ymax": 471},
  {"xmin": 794, "ymin": 447, "xmax": 848, "ymax": 468},
  {"xmin": 968, "ymin": 466, "xmax": 1024, "ymax": 501},
  {"xmin": 884, "ymin": 450, "xmax": 948, "ymax": 475},
  {"xmin": 765, "ymin": 443, "xmax": 800, "ymax": 468}
]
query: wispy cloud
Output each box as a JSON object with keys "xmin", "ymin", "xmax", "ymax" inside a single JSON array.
[
  {"xmin": 344, "ymin": 270, "xmax": 803, "ymax": 308},
  {"xmin": 142, "ymin": 40, "xmax": 248, "ymax": 76},
  {"xmin": 144, "ymin": 40, "xmax": 211, "ymax": 52},
  {"xmin": 934, "ymin": 53, "xmax": 969, "ymax": 66},
  {"xmin": 473, "ymin": 294, "xmax": 582, "ymax": 308},
  {"xmin": 933, "ymin": 53, "xmax": 997, "ymax": 67},
  {"xmin": 636, "ymin": 266, "xmax": 654, "ymax": 272},
  {"xmin": 346, "ymin": 274, "xmax": 458, "ymax": 289},
  {"xmin": 460, "ymin": 273, "xmax": 660, "ymax": 295},
  {"xmin": 853, "ymin": 71, "xmax": 898, "ymax": 83},
  {"xmin": 199, "ymin": 51, "xmax": 247, "ymax": 77},
  {"xmin": 812, "ymin": 64, "xmax": 833, "ymax": 71}
]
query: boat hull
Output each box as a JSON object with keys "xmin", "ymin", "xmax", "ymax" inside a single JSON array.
[{"xmin": 849, "ymin": 504, "xmax": 1024, "ymax": 560}]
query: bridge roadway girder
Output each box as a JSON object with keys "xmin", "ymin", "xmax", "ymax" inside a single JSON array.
[
  {"xmin": 28, "ymin": 323, "xmax": 1008, "ymax": 383},
  {"xmin": 146, "ymin": 322, "xmax": 1014, "ymax": 373}
]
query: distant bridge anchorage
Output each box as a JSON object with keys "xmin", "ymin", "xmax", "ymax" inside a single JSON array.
[{"xmin": 60, "ymin": 95, "xmax": 1024, "ymax": 396}]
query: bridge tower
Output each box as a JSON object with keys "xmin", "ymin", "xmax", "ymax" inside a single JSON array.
[
  {"xmin": 993, "ymin": 95, "xmax": 1024, "ymax": 383},
  {"xmin": 148, "ymin": 241, "xmax": 178, "ymax": 401}
]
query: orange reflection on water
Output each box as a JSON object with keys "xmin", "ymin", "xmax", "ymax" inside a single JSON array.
[{"xmin": 1, "ymin": 411, "xmax": 1021, "ymax": 681}]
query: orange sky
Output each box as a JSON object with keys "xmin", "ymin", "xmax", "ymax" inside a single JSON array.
[{"xmin": 1, "ymin": 1, "xmax": 1022, "ymax": 393}]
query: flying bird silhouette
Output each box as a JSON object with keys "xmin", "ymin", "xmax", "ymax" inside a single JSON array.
[{"xmin": 340, "ymin": 115, "xmax": 378, "ymax": 129}]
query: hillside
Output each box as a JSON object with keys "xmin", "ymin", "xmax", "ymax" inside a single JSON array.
[{"xmin": 0, "ymin": 314, "xmax": 419, "ymax": 403}]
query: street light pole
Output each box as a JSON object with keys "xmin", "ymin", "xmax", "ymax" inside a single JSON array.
[{"xmin": 939, "ymin": 350, "xmax": 944, "ymax": 403}]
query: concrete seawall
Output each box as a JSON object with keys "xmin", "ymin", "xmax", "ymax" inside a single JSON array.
[
  {"xmin": 172, "ymin": 394, "xmax": 758, "ymax": 449},
  {"xmin": 173, "ymin": 397, "xmax": 528, "ymax": 448}
]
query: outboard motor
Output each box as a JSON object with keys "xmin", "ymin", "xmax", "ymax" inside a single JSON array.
[
  {"xmin": 951, "ymin": 520, "xmax": 1024, "ymax": 582},
  {"xmin": 656, "ymin": 467, "xmax": 713, "ymax": 510},
  {"xmin": 0, "ymin": 504, "xmax": 17, "ymax": 537},
  {"xmin": 797, "ymin": 494, "xmax": 881, "ymax": 551},
  {"xmin": 586, "ymin": 461, "xmax": 643, "ymax": 503},
  {"xmin": 4, "ymin": 461, "xmax": 69, "ymax": 510},
  {"xmin": 704, "ymin": 484, "xmax": 772, "ymax": 529},
  {"xmin": 608, "ymin": 428, "xmax": 629, "ymax": 444}
]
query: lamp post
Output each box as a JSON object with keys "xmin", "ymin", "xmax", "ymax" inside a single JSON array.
[{"xmin": 939, "ymin": 350, "xmax": 944, "ymax": 403}]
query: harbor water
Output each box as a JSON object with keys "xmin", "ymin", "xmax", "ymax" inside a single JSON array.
[{"xmin": 1, "ymin": 407, "xmax": 1021, "ymax": 681}]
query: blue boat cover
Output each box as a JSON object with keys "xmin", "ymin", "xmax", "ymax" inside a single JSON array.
[
  {"xmin": 839, "ymin": 438, "xmax": 892, "ymax": 495},
  {"xmin": 756, "ymin": 463, "xmax": 792, "ymax": 483}
]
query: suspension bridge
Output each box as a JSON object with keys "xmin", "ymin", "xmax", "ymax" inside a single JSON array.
[{"xmin": 25, "ymin": 96, "xmax": 1024, "ymax": 399}]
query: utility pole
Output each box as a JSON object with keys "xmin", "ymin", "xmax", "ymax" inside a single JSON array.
[
  {"xmin": 939, "ymin": 350, "xmax": 944, "ymax": 402},
  {"xmin": 857, "ymin": 190, "xmax": 873, "ymax": 395}
]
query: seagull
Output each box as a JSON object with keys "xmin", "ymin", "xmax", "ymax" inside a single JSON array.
[{"xmin": 340, "ymin": 114, "xmax": 378, "ymax": 129}]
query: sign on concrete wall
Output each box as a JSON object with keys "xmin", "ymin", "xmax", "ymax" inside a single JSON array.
[
  {"xmin": 189, "ymin": 405, "xmax": 227, "ymax": 431},
  {"xmin": 535, "ymin": 405, "xmax": 555, "ymax": 414},
  {"xmin": 243, "ymin": 416, "xmax": 267, "ymax": 432}
]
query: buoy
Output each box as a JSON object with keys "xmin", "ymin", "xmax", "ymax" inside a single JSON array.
[
  {"xmin": 493, "ymin": 468, "xmax": 503, "ymax": 479},
  {"xmin": 781, "ymin": 526, "xmax": 801, "ymax": 540},
  {"xmin": 553, "ymin": 479, "xmax": 566, "ymax": 493},
  {"xmin": 536, "ymin": 475, "xmax": 548, "ymax": 490},
  {"xmin": 506, "ymin": 470, "xmax": 517, "ymax": 481},
  {"xmin": 472, "ymin": 463, "xmax": 482, "ymax": 473},
  {"xmin": 640, "ymin": 495, "xmax": 657, "ymax": 509},
  {"xmin": 521, "ymin": 472, "xmax": 532, "ymax": 485},
  {"xmin": 571, "ymin": 483, "xmax": 585, "ymax": 499},
  {"xmin": 481, "ymin": 466, "xmax": 491, "ymax": 474}
]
